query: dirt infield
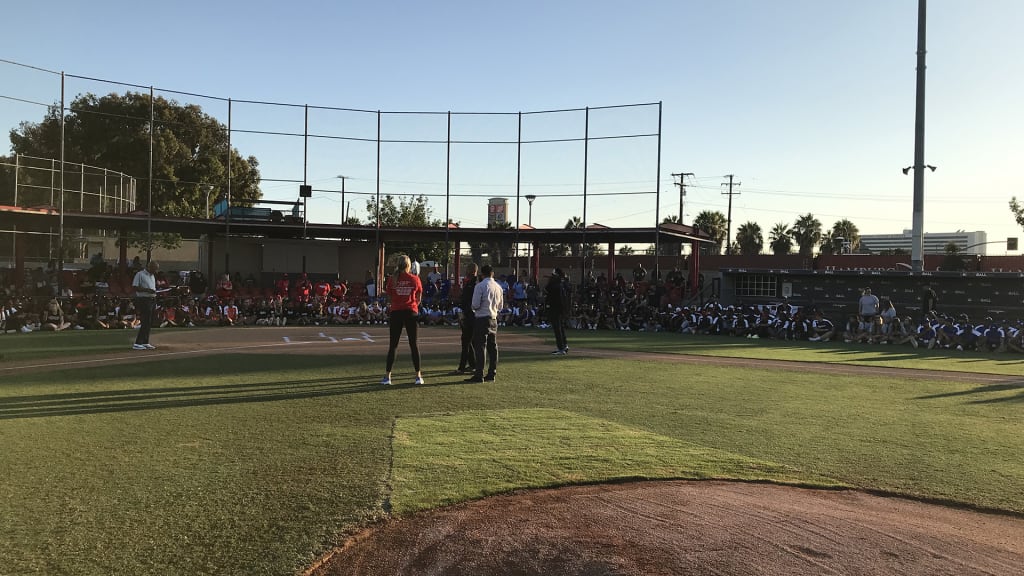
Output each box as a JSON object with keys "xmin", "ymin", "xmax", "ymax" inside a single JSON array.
[
  {"xmin": 11, "ymin": 326, "xmax": 1023, "ymax": 575},
  {"xmin": 310, "ymin": 481, "xmax": 1024, "ymax": 576}
]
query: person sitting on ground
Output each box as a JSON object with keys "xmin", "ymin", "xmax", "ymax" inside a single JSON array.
[
  {"xmin": 913, "ymin": 316, "xmax": 935, "ymax": 349},
  {"xmin": 934, "ymin": 316, "xmax": 964, "ymax": 350},
  {"xmin": 892, "ymin": 315, "xmax": 920, "ymax": 348},
  {"xmin": 981, "ymin": 318, "xmax": 1005, "ymax": 352},
  {"xmin": 877, "ymin": 299, "xmax": 898, "ymax": 343},
  {"xmin": 39, "ymin": 299, "xmax": 71, "ymax": 331},
  {"xmin": 808, "ymin": 310, "xmax": 835, "ymax": 342},
  {"xmin": 1, "ymin": 297, "xmax": 33, "ymax": 333},
  {"xmin": 749, "ymin": 308, "xmax": 776, "ymax": 339},
  {"xmin": 1004, "ymin": 320, "xmax": 1023, "ymax": 353}
]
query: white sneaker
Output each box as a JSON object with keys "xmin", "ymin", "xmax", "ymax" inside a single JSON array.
[
  {"xmin": 380, "ymin": 376, "xmax": 392, "ymax": 386},
  {"xmin": 132, "ymin": 344, "xmax": 147, "ymax": 350},
  {"xmin": 144, "ymin": 344, "xmax": 156, "ymax": 350},
  {"xmin": 808, "ymin": 336, "xmax": 820, "ymax": 342},
  {"xmin": 20, "ymin": 325, "xmax": 32, "ymax": 333},
  {"xmin": 414, "ymin": 376, "xmax": 424, "ymax": 385}
]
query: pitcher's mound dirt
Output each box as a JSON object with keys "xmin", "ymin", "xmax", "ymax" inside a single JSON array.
[{"xmin": 311, "ymin": 480, "xmax": 1024, "ymax": 576}]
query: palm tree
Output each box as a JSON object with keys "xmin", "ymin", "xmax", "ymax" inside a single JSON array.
[
  {"xmin": 831, "ymin": 219, "xmax": 860, "ymax": 253},
  {"xmin": 769, "ymin": 222, "xmax": 793, "ymax": 255},
  {"xmin": 735, "ymin": 221, "xmax": 763, "ymax": 255},
  {"xmin": 692, "ymin": 210, "xmax": 728, "ymax": 254},
  {"xmin": 791, "ymin": 213, "xmax": 822, "ymax": 257},
  {"xmin": 819, "ymin": 230, "xmax": 838, "ymax": 255}
]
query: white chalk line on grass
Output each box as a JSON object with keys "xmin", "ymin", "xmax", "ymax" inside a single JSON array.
[{"xmin": 0, "ymin": 340, "xmax": 322, "ymax": 373}]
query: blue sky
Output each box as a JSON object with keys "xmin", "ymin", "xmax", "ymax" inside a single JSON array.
[{"xmin": 2, "ymin": 0, "xmax": 1022, "ymax": 253}]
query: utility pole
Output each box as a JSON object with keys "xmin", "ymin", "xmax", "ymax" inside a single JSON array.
[
  {"xmin": 721, "ymin": 174, "xmax": 741, "ymax": 255},
  {"xmin": 671, "ymin": 172, "xmax": 694, "ymax": 224}
]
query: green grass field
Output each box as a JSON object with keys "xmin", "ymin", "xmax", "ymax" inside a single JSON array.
[{"xmin": 1, "ymin": 327, "xmax": 1021, "ymax": 576}]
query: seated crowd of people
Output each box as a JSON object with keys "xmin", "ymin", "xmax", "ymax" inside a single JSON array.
[{"xmin": 3, "ymin": 264, "xmax": 1023, "ymax": 354}]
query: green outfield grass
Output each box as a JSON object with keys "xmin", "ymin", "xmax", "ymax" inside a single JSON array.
[{"xmin": 0, "ymin": 327, "xmax": 1021, "ymax": 576}]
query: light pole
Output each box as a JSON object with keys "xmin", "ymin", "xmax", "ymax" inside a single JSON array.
[
  {"xmin": 336, "ymin": 175, "xmax": 348, "ymax": 224},
  {"xmin": 205, "ymin": 185, "xmax": 214, "ymax": 219}
]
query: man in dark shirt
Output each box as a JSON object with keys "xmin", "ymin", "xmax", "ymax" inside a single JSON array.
[
  {"xmin": 451, "ymin": 263, "xmax": 478, "ymax": 375},
  {"xmin": 921, "ymin": 283, "xmax": 938, "ymax": 320}
]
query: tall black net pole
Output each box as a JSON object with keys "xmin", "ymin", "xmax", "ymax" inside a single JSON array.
[
  {"xmin": 654, "ymin": 101, "xmax": 662, "ymax": 278},
  {"xmin": 581, "ymin": 106, "xmax": 589, "ymax": 277},
  {"xmin": 225, "ymin": 98, "xmax": 232, "ymax": 275},
  {"xmin": 146, "ymin": 86, "xmax": 154, "ymax": 263},
  {"xmin": 58, "ymin": 72, "xmax": 66, "ymax": 293}
]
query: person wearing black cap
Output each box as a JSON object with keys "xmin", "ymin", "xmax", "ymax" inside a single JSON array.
[{"xmin": 546, "ymin": 268, "xmax": 570, "ymax": 355}]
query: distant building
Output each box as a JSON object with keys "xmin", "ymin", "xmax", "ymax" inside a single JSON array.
[
  {"xmin": 487, "ymin": 198, "xmax": 508, "ymax": 227},
  {"xmin": 859, "ymin": 230, "xmax": 987, "ymax": 255}
]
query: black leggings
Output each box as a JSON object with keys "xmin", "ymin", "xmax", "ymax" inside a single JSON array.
[{"xmin": 386, "ymin": 309, "xmax": 421, "ymax": 373}]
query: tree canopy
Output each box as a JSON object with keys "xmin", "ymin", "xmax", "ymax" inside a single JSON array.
[
  {"xmin": 831, "ymin": 218, "xmax": 860, "ymax": 253},
  {"xmin": 735, "ymin": 221, "xmax": 763, "ymax": 255},
  {"xmin": 9, "ymin": 91, "xmax": 261, "ymax": 217},
  {"xmin": 364, "ymin": 194, "xmax": 451, "ymax": 264},
  {"xmin": 1011, "ymin": 197, "xmax": 1024, "ymax": 230},
  {"xmin": 769, "ymin": 222, "xmax": 793, "ymax": 256},
  {"xmin": 692, "ymin": 210, "xmax": 727, "ymax": 254},
  {"xmin": 791, "ymin": 213, "xmax": 822, "ymax": 257}
]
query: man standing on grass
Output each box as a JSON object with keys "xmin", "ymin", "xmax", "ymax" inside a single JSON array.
[
  {"xmin": 466, "ymin": 264, "xmax": 504, "ymax": 383},
  {"xmin": 132, "ymin": 260, "xmax": 159, "ymax": 350},
  {"xmin": 546, "ymin": 268, "xmax": 570, "ymax": 355},
  {"xmin": 451, "ymin": 262, "xmax": 478, "ymax": 375}
]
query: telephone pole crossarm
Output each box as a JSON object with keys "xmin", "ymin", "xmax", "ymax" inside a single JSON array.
[{"xmin": 671, "ymin": 172, "xmax": 694, "ymax": 225}]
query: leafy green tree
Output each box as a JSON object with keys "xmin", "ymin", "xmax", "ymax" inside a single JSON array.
[
  {"xmin": 617, "ymin": 245, "xmax": 636, "ymax": 256},
  {"xmin": 769, "ymin": 222, "xmax": 793, "ymax": 255},
  {"xmin": 1011, "ymin": 197, "xmax": 1024, "ymax": 229},
  {"xmin": 791, "ymin": 213, "xmax": 822, "ymax": 257},
  {"xmin": 9, "ymin": 92, "xmax": 261, "ymax": 217},
  {"xmin": 735, "ymin": 221, "xmax": 763, "ymax": 255},
  {"xmin": 365, "ymin": 194, "xmax": 450, "ymax": 263},
  {"xmin": 692, "ymin": 210, "xmax": 728, "ymax": 254}
]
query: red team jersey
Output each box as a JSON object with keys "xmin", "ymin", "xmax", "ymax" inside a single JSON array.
[{"xmin": 387, "ymin": 272, "xmax": 422, "ymax": 313}]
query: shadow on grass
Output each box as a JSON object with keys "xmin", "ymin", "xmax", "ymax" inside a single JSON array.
[
  {"xmin": 0, "ymin": 364, "xmax": 473, "ymax": 420},
  {"xmin": 914, "ymin": 382, "xmax": 1024, "ymax": 404}
]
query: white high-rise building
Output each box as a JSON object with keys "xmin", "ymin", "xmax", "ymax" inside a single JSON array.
[{"xmin": 859, "ymin": 230, "xmax": 988, "ymax": 255}]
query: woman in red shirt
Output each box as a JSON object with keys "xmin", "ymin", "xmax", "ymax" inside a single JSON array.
[{"xmin": 382, "ymin": 255, "xmax": 424, "ymax": 385}]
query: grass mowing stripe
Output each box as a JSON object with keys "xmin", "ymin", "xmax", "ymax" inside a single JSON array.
[{"xmin": 390, "ymin": 408, "xmax": 840, "ymax": 514}]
